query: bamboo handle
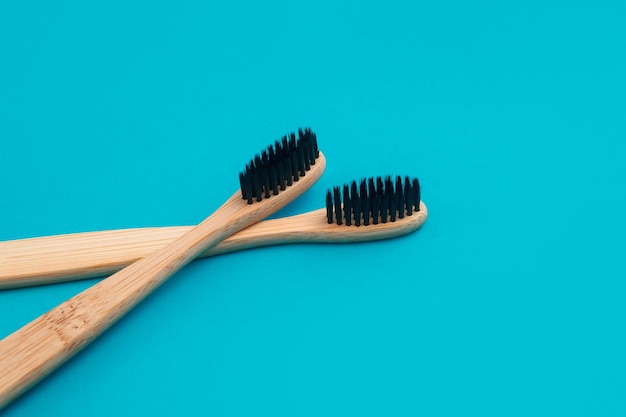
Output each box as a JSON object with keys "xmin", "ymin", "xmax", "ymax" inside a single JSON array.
[
  {"xmin": 0, "ymin": 227, "xmax": 193, "ymax": 288},
  {"xmin": 0, "ymin": 153, "xmax": 326, "ymax": 408},
  {"xmin": 0, "ymin": 203, "xmax": 427, "ymax": 289}
]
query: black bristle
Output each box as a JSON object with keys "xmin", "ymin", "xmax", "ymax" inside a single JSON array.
[
  {"xmin": 333, "ymin": 186, "xmax": 342, "ymax": 225},
  {"xmin": 396, "ymin": 176, "xmax": 405, "ymax": 219},
  {"xmin": 276, "ymin": 158, "xmax": 286, "ymax": 190},
  {"xmin": 289, "ymin": 133, "xmax": 296, "ymax": 149},
  {"xmin": 261, "ymin": 150, "xmax": 270, "ymax": 199},
  {"xmin": 268, "ymin": 146, "xmax": 279, "ymax": 195},
  {"xmin": 326, "ymin": 191, "xmax": 333, "ymax": 224},
  {"xmin": 297, "ymin": 145, "xmax": 306, "ymax": 176},
  {"xmin": 269, "ymin": 164, "xmax": 278, "ymax": 195},
  {"xmin": 284, "ymin": 155, "xmax": 293, "ymax": 186},
  {"xmin": 252, "ymin": 170, "xmax": 262, "ymax": 202},
  {"xmin": 303, "ymin": 145, "xmax": 311, "ymax": 172},
  {"xmin": 239, "ymin": 172, "xmax": 247, "ymax": 201},
  {"xmin": 239, "ymin": 128, "xmax": 319, "ymax": 203},
  {"xmin": 288, "ymin": 133, "xmax": 299, "ymax": 182},
  {"xmin": 351, "ymin": 181, "xmax": 361, "ymax": 227},
  {"xmin": 369, "ymin": 178, "xmax": 379, "ymax": 225},
  {"xmin": 361, "ymin": 179, "xmax": 370, "ymax": 226},
  {"xmin": 244, "ymin": 164, "xmax": 254, "ymax": 204},
  {"xmin": 379, "ymin": 183, "xmax": 388, "ymax": 224},
  {"xmin": 282, "ymin": 136, "xmax": 293, "ymax": 186},
  {"xmin": 388, "ymin": 176, "xmax": 397, "ymax": 222},
  {"xmin": 405, "ymin": 176, "xmax": 413, "ymax": 216},
  {"xmin": 275, "ymin": 141, "xmax": 286, "ymax": 191},
  {"xmin": 375, "ymin": 177, "xmax": 385, "ymax": 224},
  {"xmin": 300, "ymin": 129, "xmax": 312, "ymax": 171},
  {"xmin": 413, "ymin": 178, "xmax": 421, "ymax": 212},
  {"xmin": 291, "ymin": 152, "xmax": 299, "ymax": 182},
  {"xmin": 375, "ymin": 193, "xmax": 384, "ymax": 224},
  {"xmin": 343, "ymin": 184, "xmax": 352, "ymax": 226},
  {"xmin": 308, "ymin": 129, "xmax": 319, "ymax": 162},
  {"xmin": 324, "ymin": 175, "xmax": 421, "ymax": 226}
]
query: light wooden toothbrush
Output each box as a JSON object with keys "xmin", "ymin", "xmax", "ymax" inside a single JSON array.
[
  {"xmin": 0, "ymin": 176, "xmax": 427, "ymax": 289},
  {"xmin": 0, "ymin": 129, "xmax": 325, "ymax": 408}
]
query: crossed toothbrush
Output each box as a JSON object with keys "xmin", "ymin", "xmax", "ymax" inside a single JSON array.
[{"xmin": 0, "ymin": 128, "xmax": 427, "ymax": 408}]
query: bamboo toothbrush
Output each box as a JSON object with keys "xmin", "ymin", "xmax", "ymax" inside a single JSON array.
[
  {"xmin": 0, "ymin": 176, "xmax": 427, "ymax": 289},
  {"xmin": 0, "ymin": 129, "xmax": 325, "ymax": 408}
]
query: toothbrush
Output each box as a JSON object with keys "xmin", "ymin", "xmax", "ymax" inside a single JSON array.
[
  {"xmin": 0, "ymin": 176, "xmax": 427, "ymax": 289},
  {"xmin": 0, "ymin": 129, "xmax": 325, "ymax": 408}
]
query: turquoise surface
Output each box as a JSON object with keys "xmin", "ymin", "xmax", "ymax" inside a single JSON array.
[{"xmin": 1, "ymin": 1, "xmax": 625, "ymax": 415}]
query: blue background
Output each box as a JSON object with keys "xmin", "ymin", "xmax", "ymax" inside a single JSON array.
[{"xmin": 1, "ymin": 1, "xmax": 625, "ymax": 415}]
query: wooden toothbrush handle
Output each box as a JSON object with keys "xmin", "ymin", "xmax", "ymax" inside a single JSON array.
[
  {"xmin": 0, "ymin": 192, "xmax": 242, "ymax": 406},
  {"xmin": 0, "ymin": 215, "xmax": 330, "ymax": 289},
  {"xmin": 0, "ymin": 151, "xmax": 326, "ymax": 408},
  {"xmin": 0, "ymin": 213, "xmax": 335, "ymax": 289},
  {"xmin": 0, "ymin": 226, "xmax": 197, "ymax": 289},
  {"xmin": 0, "ymin": 202, "xmax": 428, "ymax": 290}
]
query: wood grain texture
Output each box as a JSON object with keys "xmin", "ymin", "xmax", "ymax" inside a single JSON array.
[
  {"xmin": 0, "ymin": 202, "xmax": 427, "ymax": 289},
  {"xmin": 0, "ymin": 153, "xmax": 326, "ymax": 409}
]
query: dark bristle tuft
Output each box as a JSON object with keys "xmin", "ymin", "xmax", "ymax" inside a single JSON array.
[
  {"xmin": 326, "ymin": 191, "xmax": 333, "ymax": 224},
  {"xmin": 379, "ymin": 182, "xmax": 388, "ymax": 224},
  {"xmin": 239, "ymin": 128, "xmax": 319, "ymax": 203},
  {"xmin": 325, "ymin": 175, "xmax": 422, "ymax": 226},
  {"xmin": 413, "ymin": 178, "xmax": 421, "ymax": 212},
  {"xmin": 404, "ymin": 176, "xmax": 413, "ymax": 216},
  {"xmin": 351, "ymin": 181, "xmax": 361, "ymax": 227},
  {"xmin": 343, "ymin": 184, "xmax": 351, "ymax": 226},
  {"xmin": 333, "ymin": 186, "xmax": 342, "ymax": 225},
  {"xmin": 396, "ymin": 176, "xmax": 405, "ymax": 219},
  {"xmin": 369, "ymin": 178, "xmax": 379, "ymax": 225},
  {"xmin": 360, "ymin": 179, "xmax": 370, "ymax": 226},
  {"xmin": 388, "ymin": 177, "xmax": 397, "ymax": 222}
]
